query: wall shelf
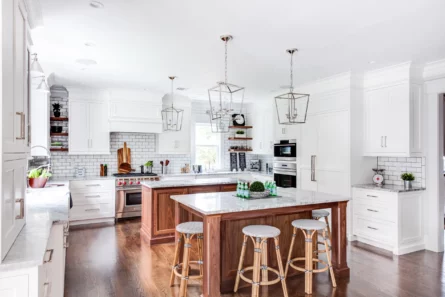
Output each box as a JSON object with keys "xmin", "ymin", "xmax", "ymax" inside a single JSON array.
[
  {"xmin": 228, "ymin": 137, "xmax": 253, "ymax": 140},
  {"xmin": 50, "ymin": 117, "xmax": 69, "ymax": 121},
  {"xmin": 50, "ymin": 133, "xmax": 68, "ymax": 136},
  {"xmin": 229, "ymin": 126, "xmax": 252, "ymax": 129},
  {"xmin": 50, "ymin": 148, "xmax": 68, "ymax": 152}
]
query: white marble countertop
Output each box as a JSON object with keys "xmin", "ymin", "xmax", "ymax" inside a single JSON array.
[
  {"xmin": 141, "ymin": 178, "xmax": 238, "ymax": 189},
  {"xmin": 158, "ymin": 171, "xmax": 272, "ymax": 177},
  {"xmin": 0, "ymin": 186, "xmax": 70, "ymax": 272},
  {"xmin": 170, "ymin": 188, "xmax": 350, "ymax": 215},
  {"xmin": 49, "ymin": 175, "xmax": 116, "ymax": 183},
  {"xmin": 353, "ymin": 184, "xmax": 426, "ymax": 193}
]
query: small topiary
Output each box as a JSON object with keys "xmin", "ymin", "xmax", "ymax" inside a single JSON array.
[
  {"xmin": 249, "ymin": 181, "xmax": 265, "ymax": 192},
  {"xmin": 401, "ymin": 172, "xmax": 415, "ymax": 181}
]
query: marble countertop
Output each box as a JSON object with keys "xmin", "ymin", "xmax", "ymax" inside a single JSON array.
[
  {"xmin": 170, "ymin": 188, "xmax": 350, "ymax": 215},
  {"xmin": 353, "ymin": 184, "xmax": 426, "ymax": 193},
  {"xmin": 141, "ymin": 178, "xmax": 238, "ymax": 189},
  {"xmin": 49, "ymin": 175, "xmax": 116, "ymax": 183},
  {"xmin": 0, "ymin": 186, "xmax": 70, "ymax": 272},
  {"xmin": 158, "ymin": 171, "xmax": 272, "ymax": 177}
]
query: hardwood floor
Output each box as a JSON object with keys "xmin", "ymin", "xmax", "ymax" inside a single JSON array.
[{"xmin": 65, "ymin": 219, "xmax": 445, "ymax": 297}]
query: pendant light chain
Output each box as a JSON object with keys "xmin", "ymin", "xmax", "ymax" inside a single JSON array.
[
  {"xmin": 170, "ymin": 77, "xmax": 174, "ymax": 108},
  {"xmin": 224, "ymin": 39, "xmax": 228, "ymax": 84},
  {"xmin": 290, "ymin": 51, "xmax": 294, "ymax": 92}
]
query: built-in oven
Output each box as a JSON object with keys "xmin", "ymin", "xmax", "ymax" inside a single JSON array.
[
  {"xmin": 274, "ymin": 162, "xmax": 297, "ymax": 188},
  {"xmin": 274, "ymin": 139, "xmax": 296, "ymax": 161},
  {"xmin": 116, "ymin": 188, "xmax": 142, "ymax": 219}
]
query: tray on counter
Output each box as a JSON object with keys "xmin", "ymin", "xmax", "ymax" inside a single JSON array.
[{"xmin": 232, "ymin": 194, "xmax": 282, "ymax": 200}]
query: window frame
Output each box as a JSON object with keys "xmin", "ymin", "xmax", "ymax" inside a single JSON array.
[{"xmin": 192, "ymin": 122, "xmax": 223, "ymax": 170}]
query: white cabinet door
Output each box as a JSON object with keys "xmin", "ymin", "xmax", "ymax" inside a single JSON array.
[
  {"xmin": 385, "ymin": 84, "xmax": 409, "ymax": 154},
  {"xmin": 251, "ymin": 107, "xmax": 264, "ymax": 154},
  {"xmin": 364, "ymin": 88, "xmax": 387, "ymax": 155},
  {"xmin": 1, "ymin": 157, "xmax": 26, "ymax": 260},
  {"xmin": 45, "ymin": 224, "xmax": 65, "ymax": 297},
  {"xmin": 69, "ymin": 101, "xmax": 89, "ymax": 154},
  {"xmin": 299, "ymin": 115, "xmax": 318, "ymax": 191},
  {"xmin": 3, "ymin": 0, "xmax": 29, "ymax": 153},
  {"xmin": 0, "ymin": 275, "xmax": 29, "ymax": 297},
  {"xmin": 89, "ymin": 102, "xmax": 110, "ymax": 154}
]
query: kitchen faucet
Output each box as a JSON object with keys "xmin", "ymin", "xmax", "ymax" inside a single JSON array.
[{"xmin": 30, "ymin": 145, "xmax": 52, "ymax": 172}]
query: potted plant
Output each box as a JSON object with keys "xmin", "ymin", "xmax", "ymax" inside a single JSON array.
[
  {"xmin": 249, "ymin": 181, "xmax": 270, "ymax": 198},
  {"xmin": 52, "ymin": 103, "xmax": 62, "ymax": 117},
  {"xmin": 236, "ymin": 130, "xmax": 246, "ymax": 138},
  {"xmin": 28, "ymin": 167, "xmax": 52, "ymax": 188},
  {"xmin": 144, "ymin": 160, "xmax": 153, "ymax": 173},
  {"xmin": 401, "ymin": 172, "xmax": 415, "ymax": 189}
]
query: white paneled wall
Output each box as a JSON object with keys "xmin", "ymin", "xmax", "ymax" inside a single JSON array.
[
  {"xmin": 377, "ymin": 157, "xmax": 426, "ymax": 187},
  {"xmin": 50, "ymin": 132, "xmax": 191, "ymax": 176}
]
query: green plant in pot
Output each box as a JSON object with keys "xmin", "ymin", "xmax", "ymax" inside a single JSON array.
[
  {"xmin": 28, "ymin": 167, "xmax": 52, "ymax": 188},
  {"xmin": 401, "ymin": 172, "xmax": 415, "ymax": 189},
  {"xmin": 249, "ymin": 181, "xmax": 269, "ymax": 198},
  {"xmin": 52, "ymin": 103, "xmax": 62, "ymax": 117},
  {"xmin": 144, "ymin": 160, "xmax": 154, "ymax": 173},
  {"xmin": 236, "ymin": 130, "xmax": 246, "ymax": 138}
]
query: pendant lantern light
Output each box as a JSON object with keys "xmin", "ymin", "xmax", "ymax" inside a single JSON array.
[
  {"xmin": 275, "ymin": 49, "xmax": 310, "ymax": 124},
  {"xmin": 161, "ymin": 76, "xmax": 184, "ymax": 131},
  {"xmin": 30, "ymin": 53, "xmax": 44, "ymax": 74},
  {"xmin": 207, "ymin": 110, "xmax": 231, "ymax": 133},
  {"xmin": 208, "ymin": 35, "xmax": 244, "ymax": 123},
  {"xmin": 36, "ymin": 76, "xmax": 50, "ymax": 93}
]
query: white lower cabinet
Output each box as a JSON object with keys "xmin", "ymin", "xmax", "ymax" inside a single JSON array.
[
  {"xmin": 69, "ymin": 180, "xmax": 115, "ymax": 225},
  {"xmin": 351, "ymin": 188, "xmax": 424, "ymax": 255},
  {"xmin": 0, "ymin": 222, "xmax": 67, "ymax": 297}
]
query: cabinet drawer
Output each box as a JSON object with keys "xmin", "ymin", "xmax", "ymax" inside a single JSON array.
[
  {"xmin": 70, "ymin": 203, "xmax": 114, "ymax": 221},
  {"xmin": 353, "ymin": 188, "xmax": 396, "ymax": 206},
  {"xmin": 353, "ymin": 199, "xmax": 395, "ymax": 223},
  {"xmin": 69, "ymin": 180, "xmax": 115, "ymax": 193},
  {"xmin": 353, "ymin": 215, "xmax": 394, "ymax": 244},
  {"xmin": 71, "ymin": 191, "xmax": 114, "ymax": 205}
]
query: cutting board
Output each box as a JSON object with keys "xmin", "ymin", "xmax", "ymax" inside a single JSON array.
[{"xmin": 117, "ymin": 144, "xmax": 132, "ymax": 173}]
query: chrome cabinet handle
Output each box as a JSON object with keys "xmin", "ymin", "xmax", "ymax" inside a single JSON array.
[
  {"xmin": 85, "ymin": 208, "xmax": 100, "ymax": 212},
  {"xmin": 86, "ymin": 184, "xmax": 101, "ymax": 187},
  {"xmin": 15, "ymin": 198, "xmax": 25, "ymax": 219},
  {"xmin": 16, "ymin": 112, "xmax": 25, "ymax": 140},
  {"xmin": 381, "ymin": 136, "xmax": 383, "ymax": 148},
  {"xmin": 367, "ymin": 209, "xmax": 379, "ymax": 212},
  {"xmin": 366, "ymin": 195, "xmax": 378, "ymax": 198},
  {"xmin": 85, "ymin": 195, "xmax": 101, "ymax": 198},
  {"xmin": 44, "ymin": 249, "xmax": 54, "ymax": 263},
  {"xmin": 384, "ymin": 136, "xmax": 387, "ymax": 148},
  {"xmin": 43, "ymin": 282, "xmax": 51, "ymax": 297},
  {"xmin": 311, "ymin": 155, "xmax": 316, "ymax": 181},
  {"xmin": 367, "ymin": 226, "xmax": 378, "ymax": 230}
]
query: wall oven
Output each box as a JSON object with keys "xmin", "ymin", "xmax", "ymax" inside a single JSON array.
[
  {"xmin": 116, "ymin": 188, "xmax": 142, "ymax": 219},
  {"xmin": 274, "ymin": 162, "xmax": 297, "ymax": 188},
  {"xmin": 274, "ymin": 139, "xmax": 296, "ymax": 161}
]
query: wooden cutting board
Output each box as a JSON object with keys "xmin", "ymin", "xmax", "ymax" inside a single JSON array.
[{"xmin": 117, "ymin": 144, "xmax": 131, "ymax": 173}]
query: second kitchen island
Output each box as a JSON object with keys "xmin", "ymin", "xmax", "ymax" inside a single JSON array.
[{"xmin": 140, "ymin": 178, "xmax": 237, "ymax": 245}]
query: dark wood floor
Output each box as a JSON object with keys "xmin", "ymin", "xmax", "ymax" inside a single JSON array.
[{"xmin": 65, "ymin": 219, "xmax": 445, "ymax": 297}]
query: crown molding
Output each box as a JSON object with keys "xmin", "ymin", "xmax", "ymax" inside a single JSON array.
[{"xmin": 423, "ymin": 59, "xmax": 445, "ymax": 81}]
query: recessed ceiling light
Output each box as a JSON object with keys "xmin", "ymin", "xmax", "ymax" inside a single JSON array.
[
  {"xmin": 84, "ymin": 41, "xmax": 96, "ymax": 47},
  {"xmin": 90, "ymin": 1, "xmax": 104, "ymax": 9},
  {"xmin": 369, "ymin": 61, "xmax": 376, "ymax": 64},
  {"xmin": 76, "ymin": 59, "xmax": 97, "ymax": 66}
]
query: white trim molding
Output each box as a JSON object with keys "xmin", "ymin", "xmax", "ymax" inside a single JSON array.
[{"xmin": 423, "ymin": 59, "xmax": 445, "ymax": 81}]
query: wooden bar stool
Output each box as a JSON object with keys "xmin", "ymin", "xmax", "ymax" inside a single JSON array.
[
  {"xmin": 285, "ymin": 219, "xmax": 336, "ymax": 295},
  {"xmin": 312, "ymin": 209, "xmax": 332, "ymax": 243},
  {"xmin": 170, "ymin": 222, "xmax": 203, "ymax": 297},
  {"xmin": 234, "ymin": 225, "xmax": 288, "ymax": 297}
]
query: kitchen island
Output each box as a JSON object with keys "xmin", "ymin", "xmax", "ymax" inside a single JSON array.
[
  {"xmin": 171, "ymin": 188, "xmax": 350, "ymax": 297},
  {"xmin": 140, "ymin": 178, "xmax": 237, "ymax": 245}
]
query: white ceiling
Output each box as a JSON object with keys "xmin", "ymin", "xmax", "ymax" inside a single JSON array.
[{"xmin": 32, "ymin": 0, "xmax": 445, "ymax": 100}]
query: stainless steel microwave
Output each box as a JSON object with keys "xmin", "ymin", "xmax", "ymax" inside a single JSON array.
[{"xmin": 274, "ymin": 139, "xmax": 296, "ymax": 161}]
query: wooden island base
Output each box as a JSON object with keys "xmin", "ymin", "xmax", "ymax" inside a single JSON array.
[
  {"xmin": 141, "ymin": 183, "xmax": 237, "ymax": 246},
  {"xmin": 176, "ymin": 204, "xmax": 313, "ymax": 293}
]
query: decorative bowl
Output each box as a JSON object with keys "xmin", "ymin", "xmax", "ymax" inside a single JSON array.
[{"xmin": 249, "ymin": 190, "xmax": 270, "ymax": 199}]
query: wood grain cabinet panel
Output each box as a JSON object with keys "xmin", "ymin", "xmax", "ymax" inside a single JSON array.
[
  {"xmin": 220, "ymin": 184, "xmax": 237, "ymax": 192},
  {"xmin": 188, "ymin": 185, "xmax": 221, "ymax": 194}
]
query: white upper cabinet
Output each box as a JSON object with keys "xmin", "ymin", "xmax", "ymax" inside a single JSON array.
[
  {"xmin": 251, "ymin": 102, "xmax": 274, "ymax": 155},
  {"xmin": 108, "ymin": 89, "xmax": 162, "ymax": 133},
  {"xmin": 364, "ymin": 63, "xmax": 423, "ymax": 157},
  {"xmin": 69, "ymin": 100, "xmax": 110, "ymax": 155},
  {"xmin": 3, "ymin": 0, "xmax": 30, "ymax": 154},
  {"xmin": 157, "ymin": 95, "xmax": 191, "ymax": 154}
]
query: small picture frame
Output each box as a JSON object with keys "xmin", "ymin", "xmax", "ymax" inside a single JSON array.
[{"xmin": 232, "ymin": 114, "xmax": 245, "ymax": 126}]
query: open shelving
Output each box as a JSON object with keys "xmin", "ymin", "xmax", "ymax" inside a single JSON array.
[
  {"xmin": 50, "ymin": 147, "xmax": 68, "ymax": 152},
  {"xmin": 50, "ymin": 117, "xmax": 69, "ymax": 121}
]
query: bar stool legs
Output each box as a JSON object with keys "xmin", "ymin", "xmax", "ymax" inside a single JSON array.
[
  {"xmin": 322, "ymin": 230, "xmax": 337, "ymax": 287},
  {"xmin": 170, "ymin": 236, "xmax": 183, "ymax": 286},
  {"xmin": 179, "ymin": 234, "xmax": 192, "ymax": 297},
  {"xmin": 234, "ymin": 224, "xmax": 288, "ymax": 297}
]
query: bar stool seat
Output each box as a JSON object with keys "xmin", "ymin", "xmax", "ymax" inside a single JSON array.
[
  {"xmin": 170, "ymin": 222, "xmax": 204, "ymax": 297},
  {"xmin": 242, "ymin": 225, "xmax": 281, "ymax": 238},
  {"xmin": 312, "ymin": 209, "xmax": 329, "ymax": 218},
  {"xmin": 176, "ymin": 222, "xmax": 203, "ymax": 234},
  {"xmin": 286, "ymin": 219, "xmax": 336, "ymax": 295},
  {"xmin": 234, "ymin": 225, "xmax": 288, "ymax": 297}
]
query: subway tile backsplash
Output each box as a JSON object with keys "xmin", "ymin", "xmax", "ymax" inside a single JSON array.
[
  {"xmin": 50, "ymin": 132, "xmax": 191, "ymax": 177},
  {"xmin": 377, "ymin": 157, "xmax": 426, "ymax": 187}
]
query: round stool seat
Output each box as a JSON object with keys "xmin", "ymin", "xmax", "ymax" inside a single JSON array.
[
  {"xmin": 176, "ymin": 222, "xmax": 203, "ymax": 234},
  {"xmin": 312, "ymin": 210, "xmax": 329, "ymax": 218},
  {"xmin": 242, "ymin": 225, "xmax": 280, "ymax": 238},
  {"xmin": 291, "ymin": 219, "xmax": 326, "ymax": 231}
]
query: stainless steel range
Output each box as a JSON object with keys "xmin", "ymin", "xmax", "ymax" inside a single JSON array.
[{"xmin": 114, "ymin": 173, "xmax": 159, "ymax": 219}]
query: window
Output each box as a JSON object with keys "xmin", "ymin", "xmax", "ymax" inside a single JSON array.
[{"xmin": 194, "ymin": 123, "xmax": 221, "ymax": 170}]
